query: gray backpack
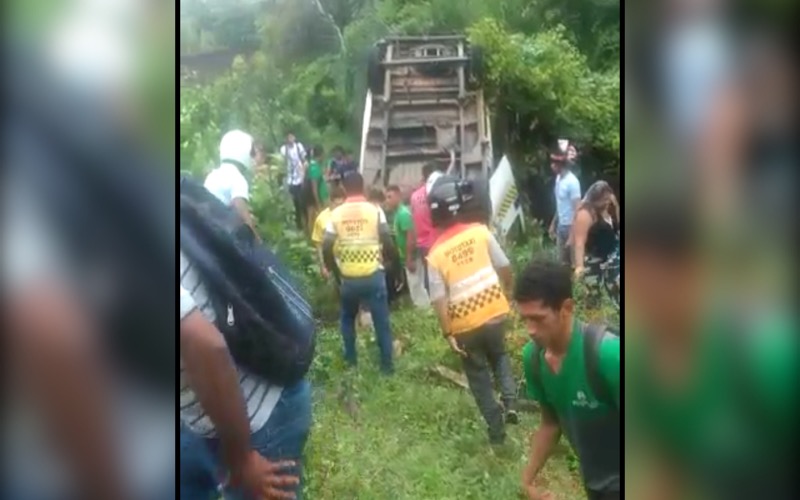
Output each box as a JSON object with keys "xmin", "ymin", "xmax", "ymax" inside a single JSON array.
[{"xmin": 528, "ymin": 323, "xmax": 619, "ymax": 411}]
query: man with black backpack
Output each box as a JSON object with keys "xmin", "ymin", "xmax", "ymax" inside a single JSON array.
[
  {"xmin": 179, "ymin": 262, "xmax": 311, "ymax": 500},
  {"xmin": 514, "ymin": 261, "xmax": 620, "ymax": 500},
  {"xmin": 180, "ymin": 163, "xmax": 317, "ymax": 498}
]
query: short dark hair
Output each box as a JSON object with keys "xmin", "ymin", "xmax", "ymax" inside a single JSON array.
[
  {"xmin": 367, "ymin": 187, "xmax": 385, "ymax": 203},
  {"xmin": 386, "ymin": 184, "xmax": 401, "ymax": 194},
  {"xmin": 312, "ymin": 145, "xmax": 324, "ymax": 159},
  {"xmin": 332, "ymin": 145, "xmax": 344, "ymax": 154},
  {"xmin": 422, "ymin": 161, "xmax": 440, "ymax": 179},
  {"xmin": 329, "ymin": 186, "xmax": 346, "ymax": 201},
  {"xmin": 342, "ymin": 171, "xmax": 364, "ymax": 195},
  {"xmin": 513, "ymin": 260, "xmax": 573, "ymax": 310}
]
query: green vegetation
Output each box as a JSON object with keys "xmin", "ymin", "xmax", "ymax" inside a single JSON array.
[
  {"xmin": 180, "ymin": 0, "xmax": 621, "ymax": 183},
  {"xmin": 304, "ymin": 308, "xmax": 585, "ymax": 499}
]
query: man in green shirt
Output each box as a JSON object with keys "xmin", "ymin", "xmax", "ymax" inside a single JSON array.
[
  {"xmin": 515, "ymin": 261, "xmax": 620, "ymax": 500},
  {"xmin": 385, "ymin": 185, "xmax": 429, "ymax": 307},
  {"xmin": 625, "ymin": 199, "xmax": 796, "ymax": 500},
  {"xmin": 307, "ymin": 145, "xmax": 329, "ymax": 209}
]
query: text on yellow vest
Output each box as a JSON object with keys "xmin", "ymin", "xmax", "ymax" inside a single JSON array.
[
  {"xmin": 331, "ymin": 200, "xmax": 382, "ymax": 278},
  {"xmin": 428, "ymin": 223, "xmax": 510, "ymax": 335}
]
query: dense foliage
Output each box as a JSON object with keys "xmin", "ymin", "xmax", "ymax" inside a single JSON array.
[{"xmin": 180, "ymin": 0, "xmax": 620, "ymax": 174}]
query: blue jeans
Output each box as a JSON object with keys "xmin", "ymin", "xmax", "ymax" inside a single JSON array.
[
  {"xmin": 180, "ymin": 379, "xmax": 312, "ymax": 500},
  {"xmin": 340, "ymin": 271, "xmax": 394, "ymax": 373},
  {"xmin": 556, "ymin": 224, "xmax": 572, "ymax": 265},
  {"xmin": 418, "ymin": 246, "xmax": 430, "ymax": 292}
]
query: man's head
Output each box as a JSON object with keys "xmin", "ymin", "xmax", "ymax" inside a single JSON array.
[
  {"xmin": 286, "ymin": 132, "xmax": 296, "ymax": 145},
  {"xmin": 367, "ymin": 187, "xmax": 385, "ymax": 207},
  {"xmin": 329, "ymin": 186, "xmax": 346, "ymax": 208},
  {"xmin": 341, "ymin": 172, "xmax": 364, "ymax": 196},
  {"xmin": 513, "ymin": 261, "xmax": 575, "ymax": 349},
  {"xmin": 332, "ymin": 146, "xmax": 344, "ymax": 160},
  {"xmin": 550, "ymin": 154, "xmax": 567, "ymax": 174},
  {"xmin": 625, "ymin": 197, "xmax": 704, "ymax": 335},
  {"xmin": 219, "ymin": 130, "xmax": 255, "ymax": 171},
  {"xmin": 385, "ymin": 185, "xmax": 403, "ymax": 211},
  {"xmin": 311, "ymin": 145, "xmax": 324, "ymax": 160}
]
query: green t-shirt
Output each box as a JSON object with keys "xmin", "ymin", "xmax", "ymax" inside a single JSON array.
[
  {"xmin": 308, "ymin": 160, "xmax": 328, "ymax": 204},
  {"xmin": 393, "ymin": 204, "xmax": 414, "ymax": 262},
  {"xmin": 628, "ymin": 311, "xmax": 797, "ymax": 495},
  {"xmin": 522, "ymin": 321, "xmax": 621, "ymax": 492}
]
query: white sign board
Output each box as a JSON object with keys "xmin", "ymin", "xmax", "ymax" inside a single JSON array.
[{"xmin": 489, "ymin": 155, "xmax": 523, "ymax": 239}]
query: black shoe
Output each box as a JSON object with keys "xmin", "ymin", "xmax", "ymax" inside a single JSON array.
[{"xmin": 505, "ymin": 409, "xmax": 520, "ymax": 425}]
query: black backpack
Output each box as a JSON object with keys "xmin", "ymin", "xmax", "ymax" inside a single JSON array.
[
  {"xmin": 528, "ymin": 323, "xmax": 619, "ymax": 411},
  {"xmin": 180, "ymin": 178, "xmax": 316, "ymax": 385}
]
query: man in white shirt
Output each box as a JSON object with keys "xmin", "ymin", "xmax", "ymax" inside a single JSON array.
[
  {"xmin": 279, "ymin": 132, "xmax": 309, "ymax": 231},
  {"xmin": 204, "ymin": 130, "xmax": 259, "ymax": 237},
  {"xmin": 548, "ymin": 150, "xmax": 582, "ymax": 265}
]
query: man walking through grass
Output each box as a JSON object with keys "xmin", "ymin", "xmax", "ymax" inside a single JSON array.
[
  {"xmin": 426, "ymin": 176, "xmax": 519, "ymax": 445},
  {"xmin": 322, "ymin": 173, "xmax": 397, "ymax": 374},
  {"xmin": 514, "ymin": 261, "xmax": 620, "ymax": 500}
]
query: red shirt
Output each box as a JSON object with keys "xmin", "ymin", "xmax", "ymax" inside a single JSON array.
[{"xmin": 410, "ymin": 184, "xmax": 437, "ymax": 250}]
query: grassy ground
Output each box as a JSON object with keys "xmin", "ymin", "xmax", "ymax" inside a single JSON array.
[{"xmin": 302, "ymin": 306, "xmax": 588, "ymax": 500}]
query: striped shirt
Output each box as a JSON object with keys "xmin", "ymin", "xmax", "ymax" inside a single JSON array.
[{"xmin": 179, "ymin": 251, "xmax": 282, "ymax": 436}]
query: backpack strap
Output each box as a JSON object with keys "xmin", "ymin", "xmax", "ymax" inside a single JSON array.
[
  {"xmin": 581, "ymin": 322, "xmax": 616, "ymax": 410},
  {"xmin": 528, "ymin": 345, "xmax": 557, "ymax": 414}
]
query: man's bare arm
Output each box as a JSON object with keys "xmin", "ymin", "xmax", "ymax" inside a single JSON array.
[
  {"xmin": 521, "ymin": 408, "xmax": 562, "ymax": 487},
  {"xmin": 180, "ymin": 309, "xmax": 252, "ymax": 473},
  {"xmin": 231, "ymin": 198, "xmax": 260, "ymax": 239}
]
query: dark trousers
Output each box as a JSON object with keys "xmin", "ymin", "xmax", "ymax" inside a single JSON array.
[
  {"xmin": 288, "ymin": 184, "xmax": 307, "ymax": 230},
  {"xmin": 340, "ymin": 271, "xmax": 394, "ymax": 373},
  {"xmin": 418, "ymin": 246, "xmax": 430, "ymax": 292},
  {"xmin": 455, "ymin": 320, "xmax": 517, "ymax": 442}
]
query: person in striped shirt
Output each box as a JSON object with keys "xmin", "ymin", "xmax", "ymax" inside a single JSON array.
[{"xmin": 179, "ymin": 250, "xmax": 312, "ymax": 500}]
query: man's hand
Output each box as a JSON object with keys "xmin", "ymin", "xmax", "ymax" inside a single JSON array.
[
  {"xmin": 573, "ymin": 266, "xmax": 586, "ymax": 279},
  {"xmin": 229, "ymin": 451, "xmax": 299, "ymax": 500},
  {"xmin": 523, "ymin": 484, "xmax": 556, "ymax": 500},
  {"xmin": 548, "ymin": 226, "xmax": 556, "ymax": 241},
  {"xmin": 447, "ymin": 335, "xmax": 467, "ymax": 357},
  {"xmin": 521, "ymin": 464, "xmax": 555, "ymax": 500},
  {"xmin": 321, "ymin": 267, "xmax": 330, "ymax": 280},
  {"xmin": 406, "ymin": 258, "xmax": 417, "ymax": 273}
]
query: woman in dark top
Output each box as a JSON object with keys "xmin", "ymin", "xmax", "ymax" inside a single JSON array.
[{"xmin": 572, "ymin": 180, "xmax": 620, "ymax": 308}]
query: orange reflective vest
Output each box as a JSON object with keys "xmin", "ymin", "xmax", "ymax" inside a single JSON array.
[
  {"xmin": 427, "ymin": 223, "xmax": 510, "ymax": 335},
  {"xmin": 330, "ymin": 198, "xmax": 382, "ymax": 278}
]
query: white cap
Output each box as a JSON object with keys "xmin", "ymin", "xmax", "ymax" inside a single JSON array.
[{"xmin": 219, "ymin": 130, "xmax": 254, "ymax": 170}]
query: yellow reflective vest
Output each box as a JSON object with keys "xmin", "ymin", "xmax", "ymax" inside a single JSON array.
[
  {"xmin": 427, "ymin": 223, "xmax": 510, "ymax": 335},
  {"xmin": 330, "ymin": 197, "xmax": 382, "ymax": 278}
]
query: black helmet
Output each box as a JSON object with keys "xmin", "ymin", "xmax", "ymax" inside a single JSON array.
[{"xmin": 428, "ymin": 175, "xmax": 479, "ymax": 228}]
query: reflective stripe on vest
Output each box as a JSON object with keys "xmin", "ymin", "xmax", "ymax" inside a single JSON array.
[
  {"xmin": 331, "ymin": 200, "xmax": 382, "ymax": 278},
  {"xmin": 428, "ymin": 223, "xmax": 510, "ymax": 335}
]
